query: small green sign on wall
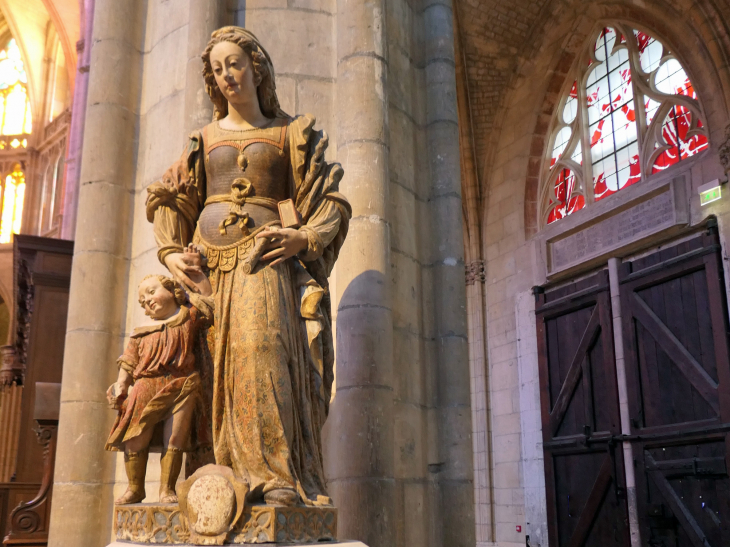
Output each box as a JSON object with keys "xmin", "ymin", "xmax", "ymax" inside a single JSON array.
[{"xmin": 699, "ymin": 179, "xmax": 723, "ymax": 206}]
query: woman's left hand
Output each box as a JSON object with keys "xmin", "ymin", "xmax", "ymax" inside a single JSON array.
[{"xmin": 257, "ymin": 227, "xmax": 308, "ymax": 266}]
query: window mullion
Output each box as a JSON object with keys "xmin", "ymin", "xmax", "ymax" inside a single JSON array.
[
  {"xmin": 0, "ymin": 93, "xmax": 6, "ymax": 135},
  {"xmin": 606, "ymin": 62, "xmax": 621, "ymax": 191},
  {"xmin": 579, "ymin": 57, "xmax": 595, "ymax": 205},
  {"xmin": 628, "ymin": 37, "xmax": 648, "ymax": 183}
]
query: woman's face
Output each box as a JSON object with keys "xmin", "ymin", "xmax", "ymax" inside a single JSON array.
[
  {"xmin": 138, "ymin": 277, "xmax": 178, "ymax": 320},
  {"xmin": 210, "ymin": 41, "xmax": 259, "ymax": 107}
]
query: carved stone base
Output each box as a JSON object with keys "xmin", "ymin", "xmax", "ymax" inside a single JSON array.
[
  {"xmin": 108, "ymin": 543, "xmax": 366, "ymax": 547},
  {"xmin": 113, "ymin": 503, "xmax": 338, "ymax": 544}
]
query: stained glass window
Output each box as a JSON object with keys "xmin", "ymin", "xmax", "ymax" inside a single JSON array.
[
  {"xmin": 541, "ymin": 24, "xmax": 708, "ymax": 225},
  {"xmin": 0, "ymin": 165, "xmax": 25, "ymax": 243},
  {"xmin": 0, "ymin": 39, "xmax": 32, "ymax": 138}
]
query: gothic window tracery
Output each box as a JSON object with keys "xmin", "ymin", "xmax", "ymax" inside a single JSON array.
[
  {"xmin": 0, "ymin": 164, "xmax": 26, "ymax": 243},
  {"xmin": 0, "ymin": 38, "xmax": 32, "ymax": 146},
  {"xmin": 39, "ymin": 155, "xmax": 63, "ymax": 234},
  {"xmin": 541, "ymin": 24, "xmax": 708, "ymax": 225}
]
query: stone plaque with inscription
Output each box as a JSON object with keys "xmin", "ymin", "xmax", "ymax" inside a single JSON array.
[{"xmin": 546, "ymin": 180, "xmax": 688, "ymax": 275}]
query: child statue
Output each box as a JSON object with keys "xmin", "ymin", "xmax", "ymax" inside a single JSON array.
[{"xmin": 105, "ymin": 244, "xmax": 213, "ymax": 505}]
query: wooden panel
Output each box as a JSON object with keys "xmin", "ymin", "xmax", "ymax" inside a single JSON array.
[
  {"xmin": 620, "ymin": 230, "xmax": 730, "ymax": 435},
  {"xmin": 536, "ymin": 270, "xmax": 628, "ymax": 547},
  {"xmin": 621, "ymin": 227, "xmax": 730, "ymax": 547},
  {"xmin": 12, "ymin": 237, "xmax": 71, "ymax": 484},
  {"xmin": 0, "ymin": 386, "xmax": 22, "ymax": 482},
  {"xmin": 537, "ymin": 271, "xmax": 621, "ymax": 443},
  {"xmin": 546, "ymin": 446, "xmax": 629, "ymax": 547},
  {"xmin": 0, "ymin": 236, "xmax": 71, "ymax": 547},
  {"xmin": 635, "ymin": 439, "xmax": 730, "ymax": 547}
]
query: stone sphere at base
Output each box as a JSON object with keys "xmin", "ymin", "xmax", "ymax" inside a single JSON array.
[{"xmin": 186, "ymin": 475, "xmax": 236, "ymax": 536}]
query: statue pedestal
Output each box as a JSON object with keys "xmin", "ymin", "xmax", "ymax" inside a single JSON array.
[
  {"xmin": 113, "ymin": 502, "xmax": 341, "ymax": 545},
  {"xmin": 108, "ymin": 544, "xmax": 366, "ymax": 547}
]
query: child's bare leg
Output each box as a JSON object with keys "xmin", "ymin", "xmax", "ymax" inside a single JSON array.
[
  {"xmin": 164, "ymin": 397, "xmax": 195, "ymax": 449},
  {"xmin": 116, "ymin": 428, "xmax": 155, "ymax": 505},
  {"xmin": 125, "ymin": 427, "xmax": 155, "ymax": 453},
  {"xmin": 158, "ymin": 398, "xmax": 195, "ymax": 503}
]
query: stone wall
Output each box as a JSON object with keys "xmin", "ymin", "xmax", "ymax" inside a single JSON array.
[{"xmin": 462, "ymin": 1, "xmax": 730, "ymax": 546}]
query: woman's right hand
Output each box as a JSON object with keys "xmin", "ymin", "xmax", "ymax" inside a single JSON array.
[{"xmin": 164, "ymin": 252, "xmax": 202, "ymax": 291}]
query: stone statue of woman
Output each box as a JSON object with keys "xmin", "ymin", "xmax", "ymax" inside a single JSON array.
[{"xmin": 145, "ymin": 26, "xmax": 350, "ymax": 507}]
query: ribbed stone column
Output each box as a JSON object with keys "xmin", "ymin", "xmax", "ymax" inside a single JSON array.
[
  {"xmin": 60, "ymin": 0, "xmax": 96, "ymax": 240},
  {"xmin": 183, "ymin": 0, "xmax": 225, "ymax": 136},
  {"xmin": 48, "ymin": 1, "xmax": 142, "ymax": 546},
  {"xmin": 423, "ymin": 0, "xmax": 475, "ymax": 545},
  {"xmin": 324, "ymin": 0, "xmax": 395, "ymax": 545},
  {"xmin": 453, "ymin": 5, "xmax": 492, "ymax": 542}
]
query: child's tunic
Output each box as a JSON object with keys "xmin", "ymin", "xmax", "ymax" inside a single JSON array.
[{"xmin": 105, "ymin": 295, "xmax": 213, "ymax": 451}]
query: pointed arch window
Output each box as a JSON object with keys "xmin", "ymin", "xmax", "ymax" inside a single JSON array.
[
  {"xmin": 541, "ymin": 25, "xmax": 708, "ymax": 225},
  {"xmin": 0, "ymin": 164, "xmax": 26, "ymax": 243},
  {"xmin": 0, "ymin": 38, "xmax": 32, "ymax": 141}
]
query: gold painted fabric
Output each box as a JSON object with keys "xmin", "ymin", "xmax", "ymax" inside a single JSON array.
[
  {"xmin": 105, "ymin": 298, "xmax": 214, "ymax": 452},
  {"xmin": 146, "ymin": 115, "xmax": 351, "ymax": 504}
]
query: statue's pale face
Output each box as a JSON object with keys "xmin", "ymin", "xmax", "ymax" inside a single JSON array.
[
  {"xmin": 138, "ymin": 277, "xmax": 178, "ymax": 320},
  {"xmin": 210, "ymin": 41, "xmax": 259, "ymax": 107}
]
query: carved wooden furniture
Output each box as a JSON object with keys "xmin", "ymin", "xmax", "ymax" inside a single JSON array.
[
  {"xmin": 0, "ymin": 236, "xmax": 72, "ymax": 547},
  {"xmin": 3, "ymin": 382, "xmax": 59, "ymax": 546}
]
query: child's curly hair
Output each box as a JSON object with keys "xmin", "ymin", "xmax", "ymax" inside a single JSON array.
[
  {"xmin": 138, "ymin": 275, "xmax": 188, "ymax": 308},
  {"xmin": 201, "ymin": 26, "xmax": 287, "ymax": 121}
]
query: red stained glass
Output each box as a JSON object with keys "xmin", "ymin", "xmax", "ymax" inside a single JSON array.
[
  {"xmin": 635, "ymin": 31, "xmax": 663, "ymax": 74},
  {"xmin": 652, "ymin": 101, "xmax": 709, "ymax": 173},
  {"xmin": 589, "ymin": 27, "xmax": 640, "ymax": 200},
  {"xmin": 652, "ymin": 76, "xmax": 709, "ymax": 172},
  {"xmin": 635, "ymin": 32, "xmax": 651, "ymax": 52},
  {"xmin": 543, "ymin": 24, "xmax": 709, "ymax": 226},
  {"xmin": 569, "ymin": 81, "xmax": 578, "ymax": 98},
  {"xmin": 547, "ymin": 168, "xmax": 585, "ymax": 224},
  {"xmin": 594, "ymin": 145, "xmax": 641, "ymax": 201}
]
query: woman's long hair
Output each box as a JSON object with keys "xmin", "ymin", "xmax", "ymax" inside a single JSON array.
[{"xmin": 201, "ymin": 27, "xmax": 286, "ymax": 121}]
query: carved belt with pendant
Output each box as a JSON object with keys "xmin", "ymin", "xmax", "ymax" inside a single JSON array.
[
  {"xmin": 204, "ymin": 182, "xmax": 279, "ymax": 237},
  {"xmin": 194, "ymin": 220, "xmax": 280, "ymax": 274}
]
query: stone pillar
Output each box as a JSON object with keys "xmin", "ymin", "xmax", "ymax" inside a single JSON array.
[
  {"xmin": 183, "ymin": 0, "xmax": 225, "ymax": 137},
  {"xmin": 608, "ymin": 258, "xmax": 641, "ymax": 547},
  {"xmin": 325, "ymin": 0, "xmax": 395, "ymax": 545},
  {"xmin": 453, "ymin": 5, "xmax": 493, "ymax": 542},
  {"xmin": 48, "ymin": 1, "xmax": 143, "ymax": 546},
  {"xmin": 422, "ymin": 0, "xmax": 475, "ymax": 545},
  {"xmin": 60, "ymin": 0, "xmax": 96, "ymax": 240}
]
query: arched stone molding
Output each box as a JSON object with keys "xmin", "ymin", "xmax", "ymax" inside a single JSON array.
[
  {"xmin": 39, "ymin": 0, "xmax": 80, "ymax": 93},
  {"xmin": 0, "ymin": 0, "xmax": 51, "ymax": 125},
  {"xmin": 513, "ymin": 0, "xmax": 730, "ymax": 239}
]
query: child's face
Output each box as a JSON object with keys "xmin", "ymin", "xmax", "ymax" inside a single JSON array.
[{"xmin": 138, "ymin": 277, "xmax": 178, "ymax": 320}]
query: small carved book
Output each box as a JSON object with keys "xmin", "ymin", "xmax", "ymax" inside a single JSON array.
[{"xmin": 278, "ymin": 199, "xmax": 301, "ymax": 229}]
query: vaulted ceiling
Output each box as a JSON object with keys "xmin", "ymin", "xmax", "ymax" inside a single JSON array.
[
  {"xmin": 0, "ymin": 0, "xmax": 79, "ymax": 109},
  {"xmin": 454, "ymin": 0, "xmax": 553, "ymax": 182},
  {"xmin": 454, "ymin": 0, "xmax": 730, "ymax": 190}
]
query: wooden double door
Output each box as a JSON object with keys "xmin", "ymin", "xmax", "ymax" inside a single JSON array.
[{"xmin": 535, "ymin": 226, "xmax": 730, "ymax": 547}]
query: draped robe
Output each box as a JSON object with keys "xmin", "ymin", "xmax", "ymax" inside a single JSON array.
[{"xmin": 145, "ymin": 115, "xmax": 350, "ymax": 504}]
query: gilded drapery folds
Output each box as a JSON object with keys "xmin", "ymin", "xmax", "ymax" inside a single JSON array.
[{"xmin": 145, "ymin": 114, "xmax": 350, "ymax": 504}]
